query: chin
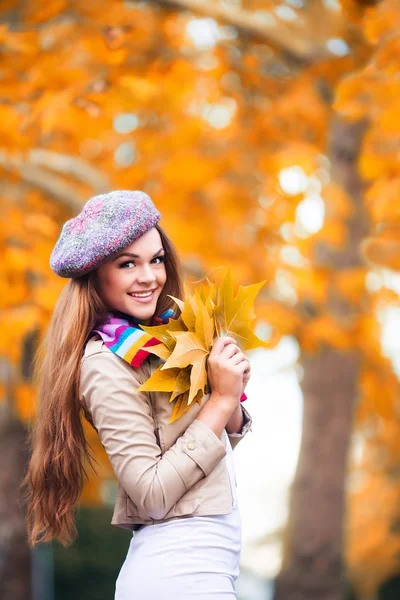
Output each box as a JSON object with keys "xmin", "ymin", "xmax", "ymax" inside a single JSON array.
[{"xmin": 125, "ymin": 304, "xmax": 156, "ymax": 320}]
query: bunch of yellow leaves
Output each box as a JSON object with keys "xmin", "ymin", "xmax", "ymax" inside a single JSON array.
[{"xmin": 137, "ymin": 265, "xmax": 270, "ymax": 423}]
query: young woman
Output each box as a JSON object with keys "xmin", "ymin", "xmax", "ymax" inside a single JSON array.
[{"xmin": 24, "ymin": 190, "xmax": 252, "ymax": 599}]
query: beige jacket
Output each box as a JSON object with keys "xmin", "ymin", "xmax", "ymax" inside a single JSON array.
[{"xmin": 79, "ymin": 335, "xmax": 253, "ymax": 531}]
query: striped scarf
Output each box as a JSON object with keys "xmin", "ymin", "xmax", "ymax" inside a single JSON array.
[
  {"xmin": 91, "ymin": 308, "xmax": 247, "ymax": 402},
  {"xmin": 91, "ymin": 308, "xmax": 176, "ymax": 369}
]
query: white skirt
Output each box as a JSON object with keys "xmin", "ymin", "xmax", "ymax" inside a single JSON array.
[{"xmin": 115, "ymin": 432, "xmax": 242, "ymax": 599}]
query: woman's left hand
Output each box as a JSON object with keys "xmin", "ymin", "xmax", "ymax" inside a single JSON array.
[{"xmin": 224, "ymin": 339, "xmax": 251, "ymax": 397}]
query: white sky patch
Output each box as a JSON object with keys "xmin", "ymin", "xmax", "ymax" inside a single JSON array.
[
  {"xmin": 113, "ymin": 113, "xmax": 139, "ymax": 134},
  {"xmin": 295, "ymin": 193, "xmax": 325, "ymax": 235},
  {"xmin": 322, "ymin": 0, "xmax": 341, "ymax": 11},
  {"xmin": 349, "ymin": 431, "xmax": 366, "ymax": 469},
  {"xmin": 236, "ymin": 571, "xmax": 274, "ymax": 600},
  {"xmin": 307, "ymin": 175, "xmax": 323, "ymax": 195},
  {"xmin": 278, "ymin": 166, "xmax": 309, "ymax": 196},
  {"xmin": 258, "ymin": 194, "xmax": 274, "ymax": 209},
  {"xmin": 195, "ymin": 53, "xmax": 220, "ymax": 71},
  {"xmin": 236, "ymin": 340, "xmax": 303, "ymax": 579},
  {"xmin": 255, "ymin": 321, "xmax": 274, "ymax": 342},
  {"xmin": 316, "ymin": 153, "xmax": 331, "ymax": 169},
  {"xmin": 314, "ymin": 167, "xmax": 330, "ymax": 186},
  {"xmin": 280, "ymin": 245, "xmax": 308, "ymax": 267},
  {"xmin": 219, "ymin": 25, "xmax": 238, "ymax": 41},
  {"xmin": 254, "ymin": 10, "xmax": 277, "ymax": 26},
  {"xmin": 280, "ymin": 222, "xmax": 292, "ymax": 242},
  {"xmin": 378, "ymin": 306, "xmax": 400, "ymax": 380},
  {"xmin": 285, "ymin": 0, "xmax": 304, "ymax": 7},
  {"xmin": 114, "ymin": 141, "xmax": 137, "ymax": 167},
  {"xmin": 101, "ymin": 479, "xmax": 118, "ymax": 506},
  {"xmin": 274, "ymin": 4, "xmax": 298, "ymax": 21},
  {"xmin": 381, "ymin": 269, "xmax": 400, "ymax": 295},
  {"xmin": 326, "ymin": 38, "xmax": 350, "ymax": 57},
  {"xmin": 365, "ymin": 271, "xmax": 383, "ymax": 293},
  {"xmin": 186, "ymin": 18, "xmax": 220, "ymax": 50},
  {"xmin": 201, "ymin": 97, "xmax": 237, "ymax": 129},
  {"xmin": 347, "ymin": 464, "xmax": 368, "ymax": 494},
  {"xmin": 274, "ymin": 268, "xmax": 298, "ymax": 304}
]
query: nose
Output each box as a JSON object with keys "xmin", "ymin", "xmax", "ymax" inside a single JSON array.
[{"xmin": 136, "ymin": 263, "xmax": 157, "ymax": 284}]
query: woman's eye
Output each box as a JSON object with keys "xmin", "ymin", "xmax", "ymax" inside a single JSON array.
[
  {"xmin": 120, "ymin": 256, "xmax": 165, "ymax": 269},
  {"xmin": 153, "ymin": 256, "xmax": 165, "ymax": 264}
]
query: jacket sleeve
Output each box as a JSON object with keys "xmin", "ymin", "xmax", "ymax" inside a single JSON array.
[
  {"xmin": 80, "ymin": 351, "xmax": 227, "ymax": 521},
  {"xmin": 226, "ymin": 404, "xmax": 253, "ymax": 450}
]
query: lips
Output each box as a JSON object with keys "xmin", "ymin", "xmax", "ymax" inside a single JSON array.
[{"xmin": 128, "ymin": 288, "xmax": 157, "ymax": 297}]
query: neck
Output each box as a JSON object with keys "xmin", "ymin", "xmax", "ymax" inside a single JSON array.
[{"xmin": 108, "ymin": 309, "xmax": 152, "ymax": 326}]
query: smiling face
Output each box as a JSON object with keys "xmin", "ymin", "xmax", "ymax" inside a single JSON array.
[{"xmin": 95, "ymin": 227, "xmax": 167, "ymax": 321}]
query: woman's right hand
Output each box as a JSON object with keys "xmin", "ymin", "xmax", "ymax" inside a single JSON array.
[{"xmin": 207, "ymin": 336, "xmax": 249, "ymax": 410}]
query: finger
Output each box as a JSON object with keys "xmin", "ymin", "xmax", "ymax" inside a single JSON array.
[
  {"xmin": 231, "ymin": 356, "xmax": 248, "ymax": 368},
  {"xmin": 220, "ymin": 343, "xmax": 241, "ymax": 360},
  {"xmin": 211, "ymin": 336, "xmax": 238, "ymax": 355},
  {"xmin": 229, "ymin": 352, "xmax": 246, "ymax": 365},
  {"xmin": 212, "ymin": 336, "xmax": 236, "ymax": 350},
  {"xmin": 233, "ymin": 360, "xmax": 249, "ymax": 373}
]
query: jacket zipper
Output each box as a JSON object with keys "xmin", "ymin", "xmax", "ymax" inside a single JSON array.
[
  {"xmin": 155, "ymin": 425, "xmax": 165, "ymax": 454},
  {"xmin": 155, "ymin": 426, "xmax": 161, "ymax": 448}
]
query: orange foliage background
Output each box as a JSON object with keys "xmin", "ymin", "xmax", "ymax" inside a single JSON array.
[{"xmin": 1, "ymin": 0, "xmax": 400, "ymax": 595}]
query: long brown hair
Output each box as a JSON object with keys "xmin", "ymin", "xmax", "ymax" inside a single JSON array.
[{"xmin": 23, "ymin": 224, "xmax": 184, "ymax": 547}]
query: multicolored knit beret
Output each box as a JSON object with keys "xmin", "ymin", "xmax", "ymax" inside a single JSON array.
[{"xmin": 50, "ymin": 190, "xmax": 161, "ymax": 278}]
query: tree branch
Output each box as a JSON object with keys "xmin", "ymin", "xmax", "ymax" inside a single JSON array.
[
  {"xmin": 0, "ymin": 150, "xmax": 110, "ymax": 211},
  {"xmin": 28, "ymin": 149, "xmax": 109, "ymax": 194},
  {"xmin": 145, "ymin": 0, "xmax": 328, "ymax": 62},
  {"xmin": 2, "ymin": 163, "xmax": 84, "ymax": 211}
]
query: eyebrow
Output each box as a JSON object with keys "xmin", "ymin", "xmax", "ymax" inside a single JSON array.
[{"xmin": 113, "ymin": 247, "xmax": 165, "ymax": 261}]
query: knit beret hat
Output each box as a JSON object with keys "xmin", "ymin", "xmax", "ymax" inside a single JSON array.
[{"xmin": 50, "ymin": 190, "xmax": 161, "ymax": 278}]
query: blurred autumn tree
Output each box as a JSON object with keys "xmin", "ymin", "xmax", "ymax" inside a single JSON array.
[
  {"xmin": 1, "ymin": 1, "xmax": 400, "ymax": 599},
  {"xmin": 334, "ymin": 1, "xmax": 400, "ymax": 598}
]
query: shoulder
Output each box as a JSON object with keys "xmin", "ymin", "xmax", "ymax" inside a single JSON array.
[
  {"xmin": 79, "ymin": 336, "xmax": 162, "ymax": 422},
  {"xmin": 80, "ymin": 334, "xmax": 156, "ymax": 385},
  {"xmin": 79, "ymin": 335, "xmax": 159, "ymax": 413},
  {"xmin": 82, "ymin": 333, "xmax": 111, "ymax": 361}
]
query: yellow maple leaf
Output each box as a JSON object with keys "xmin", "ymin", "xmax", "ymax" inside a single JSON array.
[
  {"xmin": 139, "ymin": 316, "xmax": 187, "ymax": 351},
  {"xmin": 214, "ymin": 265, "xmax": 270, "ymax": 350},
  {"xmin": 136, "ymin": 366, "xmax": 181, "ymax": 393},
  {"xmin": 136, "ymin": 265, "xmax": 268, "ymax": 423},
  {"xmin": 169, "ymin": 367, "xmax": 192, "ymax": 402},
  {"xmin": 161, "ymin": 331, "xmax": 208, "ymax": 406}
]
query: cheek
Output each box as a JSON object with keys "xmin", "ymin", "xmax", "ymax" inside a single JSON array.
[
  {"xmin": 160, "ymin": 266, "xmax": 167, "ymax": 286},
  {"xmin": 98, "ymin": 271, "xmax": 122, "ymax": 301},
  {"xmin": 109, "ymin": 271, "xmax": 129, "ymax": 292}
]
